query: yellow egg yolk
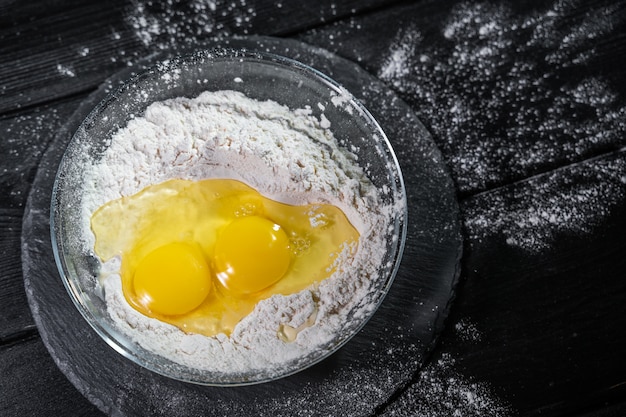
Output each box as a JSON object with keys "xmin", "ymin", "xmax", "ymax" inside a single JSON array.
[
  {"xmin": 91, "ymin": 178, "xmax": 359, "ymax": 337},
  {"xmin": 214, "ymin": 216, "xmax": 291, "ymax": 294},
  {"xmin": 133, "ymin": 242, "xmax": 211, "ymax": 316}
]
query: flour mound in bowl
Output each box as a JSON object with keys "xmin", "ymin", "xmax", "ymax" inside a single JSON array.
[{"xmin": 79, "ymin": 90, "xmax": 398, "ymax": 377}]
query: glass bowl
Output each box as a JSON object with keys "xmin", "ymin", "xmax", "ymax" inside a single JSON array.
[{"xmin": 50, "ymin": 48, "xmax": 407, "ymax": 386}]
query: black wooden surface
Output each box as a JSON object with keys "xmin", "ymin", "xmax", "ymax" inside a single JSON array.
[{"xmin": 2, "ymin": 0, "xmax": 626, "ymax": 416}]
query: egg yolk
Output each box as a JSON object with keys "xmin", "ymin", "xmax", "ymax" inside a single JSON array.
[
  {"xmin": 91, "ymin": 178, "xmax": 359, "ymax": 337},
  {"xmin": 133, "ymin": 242, "xmax": 211, "ymax": 316},
  {"xmin": 214, "ymin": 216, "xmax": 291, "ymax": 294}
]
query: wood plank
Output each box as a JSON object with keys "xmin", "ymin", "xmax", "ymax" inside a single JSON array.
[
  {"xmin": 0, "ymin": 209, "xmax": 36, "ymax": 341},
  {"xmin": 0, "ymin": 0, "xmax": 401, "ymax": 114},
  {"xmin": 298, "ymin": 0, "xmax": 626, "ymax": 196},
  {"xmin": 0, "ymin": 98, "xmax": 85, "ymax": 339},
  {"xmin": 0, "ymin": 98, "xmax": 82, "ymax": 208},
  {"xmin": 377, "ymin": 150, "xmax": 626, "ymax": 416},
  {"xmin": 245, "ymin": 0, "xmax": 404, "ymax": 35},
  {"xmin": 443, "ymin": 150, "xmax": 626, "ymax": 414},
  {"xmin": 0, "ymin": 336, "xmax": 103, "ymax": 417},
  {"xmin": 571, "ymin": 401, "xmax": 626, "ymax": 417},
  {"xmin": 0, "ymin": 0, "xmax": 144, "ymax": 114}
]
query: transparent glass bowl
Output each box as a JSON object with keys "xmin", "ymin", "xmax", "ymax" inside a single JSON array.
[{"xmin": 51, "ymin": 49, "xmax": 407, "ymax": 386}]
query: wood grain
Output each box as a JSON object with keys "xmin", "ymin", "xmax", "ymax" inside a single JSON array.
[
  {"xmin": 0, "ymin": 209, "xmax": 35, "ymax": 341},
  {"xmin": 0, "ymin": 98, "xmax": 87, "ymax": 342},
  {"xmin": 299, "ymin": 0, "xmax": 626, "ymax": 196},
  {"xmin": 0, "ymin": 336, "xmax": 102, "ymax": 416},
  {"xmin": 0, "ymin": 0, "xmax": 400, "ymax": 114},
  {"xmin": 446, "ymin": 150, "xmax": 626, "ymax": 414},
  {"xmin": 0, "ymin": 99, "xmax": 82, "ymax": 208}
]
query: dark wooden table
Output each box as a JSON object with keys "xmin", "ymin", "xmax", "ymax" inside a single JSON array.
[{"xmin": 2, "ymin": 0, "xmax": 625, "ymax": 416}]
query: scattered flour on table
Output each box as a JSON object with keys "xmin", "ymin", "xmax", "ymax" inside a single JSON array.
[
  {"xmin": 463, "ymin": 155, "xmax": 626, "ymax": 251},
  {"xmin": 79, "ymin": 90, "xmax": 393, "ymax": 375},
  {"xmin": 382, "ymin": 352, "xmax": 510, "ymax": 417},
  {"xmin": 127, "ymin": 0, "xmax": 256, "ymax": 50},
  {"xmin": 371, "ymin": 1, "xmax": 626, "ymax": 252},
  {"xmin": 375, "ymin": 0, "xmax": 626, "ymax": 196},
  {"xmin": 454, "ymin": 318, "xmax": 482, "ymax": 343},
  {"xmin": 1, "ymin": 107, "xmax": 61, "ymax": 208},
  {"xmin": 380, "ymin": 320, "xmax": 507, "ymax": 417},
  {"xmin": 301, "ymin": 0, "xmax": 626, "ymax": 251},
  {"xmin": 56, "ymin": 63, "xmax": 76, "ymax": 77}
]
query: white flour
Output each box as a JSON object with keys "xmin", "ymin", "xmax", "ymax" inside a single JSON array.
[
  {"xmin": 381, "ymin": 352, "xmax": 510, "ymax": 417},
  {"xmin": 369, "ymin": 0, "xmax": 626, "ymax": 253},
  {"xmin": 79, "ymin": 90, "xmax": 394, "ymax": 376},
  {"xmin": 374, "ymin": 1, "xmax": 626, "ymax": 196}
]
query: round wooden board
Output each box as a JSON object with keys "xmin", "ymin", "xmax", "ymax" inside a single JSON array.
[{"xmin": 22, "ymin": 36, "xmax": 462, "ymax": 417}]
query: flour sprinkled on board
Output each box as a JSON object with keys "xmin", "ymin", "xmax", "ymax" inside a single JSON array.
[
  {"xmin": 377, "ymin": 320, "xmax": 506, "ymax": 417},
  {"xmin": 1, "ymin": 108, "xmax": 61, "ymax": 208},
  {"xmin": 127, "ymin": 0, "xmax": 256, "ymax": 50},
  {"xmin": 382, "ymin": 352, "xmax": 510, "ymax": 417},
  {"xmin": 464, "ymin": 155, "xmax": 626, "ymax": 251},
  {"xmin": 376, "ymin": 1, "xmax": 626, "ymax": 195},
  {"xmin": 371, "ymin": 1, "xmax": 626, "ymax": 252},
  {"xmin": 454, "ymin": 318, "xmax": 482, "ymax": 343},
  {"xmin": 56, "ymin": 64, "xmax": 76, "ymax": 77}
]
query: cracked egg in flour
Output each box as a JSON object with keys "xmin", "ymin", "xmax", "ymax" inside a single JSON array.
[
  {"xmin": 52, "ymin": 49, "xmax": 406, "ymax": 385},
  {"xmin": 91, "ymin": 178, "xmax": 359, "ymax": 339}
]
